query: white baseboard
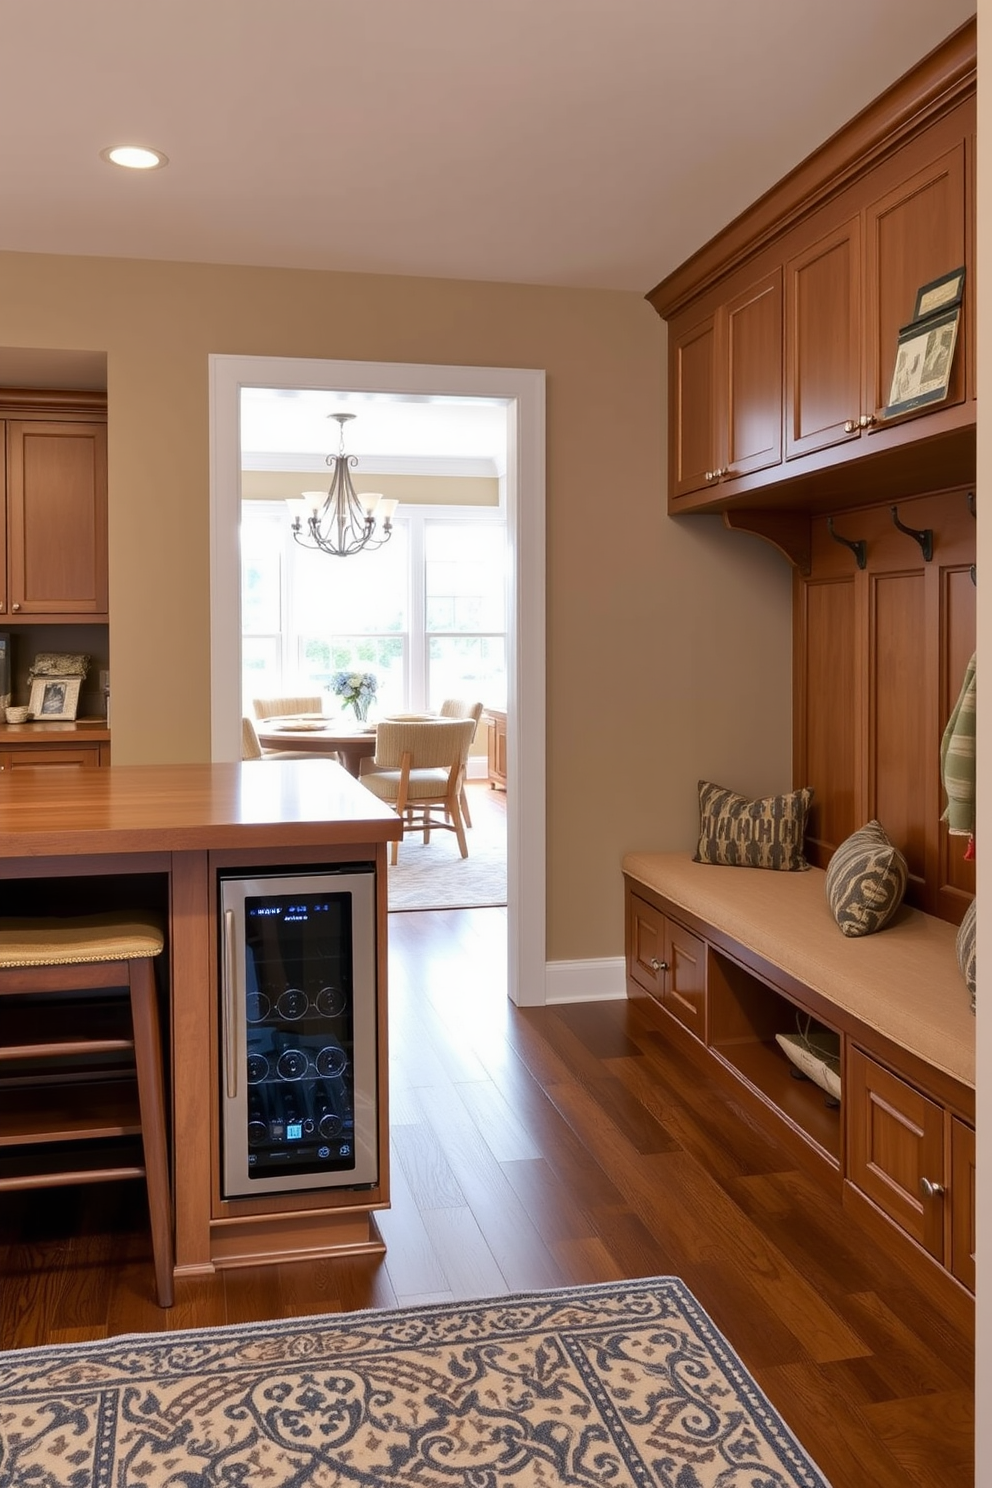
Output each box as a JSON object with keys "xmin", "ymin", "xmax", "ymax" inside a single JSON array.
[{"xmin": 545, "ymin": 956, "xmax": 627, "ymax": 1004}]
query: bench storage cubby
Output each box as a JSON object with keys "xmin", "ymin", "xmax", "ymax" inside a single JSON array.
[{"xmin": 624, "ymin": 853, "xmax": 975, "ymax": 1323}]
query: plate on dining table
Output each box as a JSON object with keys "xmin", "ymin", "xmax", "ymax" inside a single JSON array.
[{"xmin": 270, "ymin": 718, "xmax": 328, "ymax": 732}]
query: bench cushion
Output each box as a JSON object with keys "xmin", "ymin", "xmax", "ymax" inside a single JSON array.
[{"xmin": 623, "ymin": 852, "xmax": 974, "ymax": 1090}]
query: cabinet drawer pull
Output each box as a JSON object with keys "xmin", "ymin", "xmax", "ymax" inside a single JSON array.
[
  {"xmin": 920, "ymin": 1177, "xmax": 945, "ymax": 1199},
  {"xmin": 649, "ymin": 958, "xmax": 670, "ymax": 973}
]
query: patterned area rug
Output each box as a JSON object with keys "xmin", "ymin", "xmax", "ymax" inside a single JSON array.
[
  {"xmin": 0, "ymin": 1278, "xmax": 831, "ymax": 1487},
  {"xmin": 388, "ymin": 784, "xmax": 506, "ymax": 912}
]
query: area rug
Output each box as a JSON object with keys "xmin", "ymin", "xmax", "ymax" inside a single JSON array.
[
  {"xmin": 0, "ymin": 1277, "xmax": 831, "ymax": 1487},
  {"xmin": 387, "ymin": 789, "xmax": 506, "ymax": 912}
]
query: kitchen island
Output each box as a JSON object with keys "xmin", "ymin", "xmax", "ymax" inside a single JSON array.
[{"xmin": 0, "ymin": 759, "xmax": 402, "ymax": 1278}]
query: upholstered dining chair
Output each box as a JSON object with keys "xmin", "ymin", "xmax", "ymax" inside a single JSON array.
[
  {"xmin": 438, "ymin": 699, "xmax": 484, "ymax": 826},
  {"xmin": 242, "ymin": 715, "xmax": 324, "ymax": 763},
  {"xmin": 252, "ymin": 695, "xmax": 323, "ymax": 721},
  {"xmin": 358, "ymin": 717, "xmax": 477, "ymax": 865}
]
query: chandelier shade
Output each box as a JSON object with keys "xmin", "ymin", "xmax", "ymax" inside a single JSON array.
[{"xmin": 289, "ymin": 412, "xmax": 397, "ymax": 558}]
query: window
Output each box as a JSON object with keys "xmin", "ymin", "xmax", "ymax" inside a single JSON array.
[{"xmin": 241, "ymin": 503, "xmax": 506, "ymax": 715}]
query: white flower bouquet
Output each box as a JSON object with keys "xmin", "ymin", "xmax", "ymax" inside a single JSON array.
[{"xmin": 328, "ymin": 669, "xmax": 378, "ymax": 722}]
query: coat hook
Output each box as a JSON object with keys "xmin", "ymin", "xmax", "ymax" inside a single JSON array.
[
  {"xmin": 890, "ymin": 505, "xmax": 933, "ymax": 562},
  {"xmin": 971, "ymin": 565, "xmax": 977, "ymax": 586},
  {"xmin": 826, "ymin": 517, "xmax": 866, "ymax": 569},
  {"xmin": 967, "ymin": 490, "xmax": 976, "ymax": 517}
]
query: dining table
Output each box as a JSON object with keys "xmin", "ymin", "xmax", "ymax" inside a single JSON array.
[{"xmin": 255, "ymin": 717, "xmax": 378, "ymax": 776}]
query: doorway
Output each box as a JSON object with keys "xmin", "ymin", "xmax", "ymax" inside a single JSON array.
[{"xmin": 208, "ymin": 354, "xmax": 546, "ymax": 1008}]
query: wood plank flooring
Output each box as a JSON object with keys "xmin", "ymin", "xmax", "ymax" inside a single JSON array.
[{"xmin": 0, "ymin": 894, "xmax": 974, "ymax": 1487}]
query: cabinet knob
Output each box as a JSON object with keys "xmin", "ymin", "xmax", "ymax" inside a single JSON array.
[
  {"xmin": 11, "ymin": 603, "xmax": 19, "ymax": 612},
  {"xmin": 920, "ymin": 1177, "xmax": 945, "ymax": 1200},
  {"xmin": 858, "ymin": 413, "xmax": 877, "ymax": 429},
  {"xmin": 649, "ymin": 958, "xmax": 670, "ymax": 973},
  {"xmin": 704, "ymin": 470, "xmax": 715, "ymax": 482},
  {"xmin": 844, "ymin": 419, "xmax": 859, "ymax": 433}
]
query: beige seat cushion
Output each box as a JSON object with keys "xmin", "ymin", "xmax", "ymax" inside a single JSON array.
[{"xmin": 0, "ymin": 912, "xmax": 164, "ymax": 967}]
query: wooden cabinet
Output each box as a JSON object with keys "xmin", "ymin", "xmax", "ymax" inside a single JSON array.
[
  {"xmin": 485, "ymin": 708, "xmax": 507, "ymax": 791},
  {"xmin": 0, "ymin": 395, "xmax": 108, "ymax": 624},
  {"xmin": 847, "ymin": 1046, "xmax": 975, "ymax": 1286},
  {"xmin": 0, "ymin": 723, "xmax": 111, "ymax": 771},
  {"xmin": 627, "ymin": 892, "xmax": 706, "ymax": 1041},
  {"xmin": 671, "ymin": 268, "xmax": 783, "ymax": 498},
  {"xmin": 652, "ymin": 23, "xmax": 976, "ymax": 515}
]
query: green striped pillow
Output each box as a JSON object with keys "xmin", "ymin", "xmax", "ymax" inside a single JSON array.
[{"xmin": 825, "ymin": 821, "xmax": 908, "ymax": 937}]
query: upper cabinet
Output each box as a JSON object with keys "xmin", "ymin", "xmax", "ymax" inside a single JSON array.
[
  {"xmin": 0, "ymin": 392, "xmax": 108, "ymax": 623},
  {"xmin": 653, "ymin": 20, "xmax": 976, "ymax": 518}
]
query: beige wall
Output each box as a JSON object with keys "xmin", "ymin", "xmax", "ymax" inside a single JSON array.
[{"xmin": 0, "ymin": 249, "xmax": 793, "ymax": 962}]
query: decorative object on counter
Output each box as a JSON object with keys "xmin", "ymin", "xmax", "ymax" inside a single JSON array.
[
  {"xmin": 0, "ymin": 1278, "xmax": 833, "ymax": 1488},
  {"xmin": 0, "ymin": 632, "xmax": 9, "ymax": 712},
  {"xmin": 825, "ymin": 819, "xmax": 908, "ymax": 937},
  {"xmin": 328, "ymin": 668, "xmax": 378, "ymax": 723},
  {"xmin": 693, "ymin": 779, "xmax": 813, "ymax": 871},
  {"xmin": 4, "ymin": 706, "xmax": 29, "ymax": 724},
  {"xmin": 27, "ymin": 675, "xmax": 81, "ymax": 722},
  {"xmin": 884, "ymin": 267, "xmax": 964, "ymax": 420},
  {"xmin": 26, "ymin": 651, "xmax": 90, "ymax": 681},
  {"xmin": 957, "ymin": 899, "xmax": 976, "ymax": 1013},
  {"xmin": 288, "ymin": 412, "xmax": 397, "ymax": 558}
]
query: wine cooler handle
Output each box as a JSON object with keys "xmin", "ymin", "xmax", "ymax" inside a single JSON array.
[{"xmin": 223, "ymin": 908, "xmax": 238, "ymax": 1101}]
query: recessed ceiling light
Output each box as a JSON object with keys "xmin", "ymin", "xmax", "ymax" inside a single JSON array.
[{"xmin": 100, "ymin": 145, "xmax": 169, "ymax": 171}]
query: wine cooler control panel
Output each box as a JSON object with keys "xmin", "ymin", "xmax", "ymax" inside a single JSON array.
[{"xmin": 219, "ymin": 867, "xmax": 378, "ymax": 1198}]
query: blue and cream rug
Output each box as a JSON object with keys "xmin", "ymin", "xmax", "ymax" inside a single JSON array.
[{"xmin": 0, "ymin": 1277, "xmax": 831, "ymax": 1486}]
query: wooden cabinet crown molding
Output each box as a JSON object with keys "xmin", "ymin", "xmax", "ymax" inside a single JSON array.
[
  {"xmin": 648, "ymin": 17, "xmax": 975, "ymax": 320},
  {"xmin": 0, "ymin": 388, "xmax": 107, "ymax": 419}
]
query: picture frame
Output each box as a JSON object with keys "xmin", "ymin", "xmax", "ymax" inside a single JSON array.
[
  {"xmin": 28, "ymin": 675, "xmax": 81, "ymax": 722},
  {"xmin": 912, "ymin": 265, "xmax": 965, "ymax": 322},
  {"xmin": 884, "ymin": 305, "xmax": 960, "ymax": 419}
]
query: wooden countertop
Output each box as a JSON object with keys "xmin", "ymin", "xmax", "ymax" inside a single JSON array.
[
  {"xmin": 0, "ymin": 759, "xmax": 402, "ymax": 857},
  {"xmin": 0, "ymin": 718, "xmax": 111, "ymax": 742}
]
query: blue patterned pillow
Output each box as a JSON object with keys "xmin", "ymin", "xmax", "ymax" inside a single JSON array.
[{"xmin": 825, "ymin": 821, "xmax": 907, "ymax": 937}]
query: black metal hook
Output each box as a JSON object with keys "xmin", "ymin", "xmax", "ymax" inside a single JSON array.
[
  {"xmin": 967, "ymin": 490, "xmax": 976, "ymax": 518},
  {"xmin": 826, "ymin": 517, "xmax": 866, "ymax": 569},
  {"xmin": 971, "ymin": 565, "xmax": 977, "ymax": 586},
  {"xmin": 890, "ymin": 505, "xmax": 933, "ymax": 562}
]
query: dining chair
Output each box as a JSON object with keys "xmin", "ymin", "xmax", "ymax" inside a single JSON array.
[
  {"xmin": 358, "ymin": 717, "xmax": 477, "ymax": 865},
  {"xmin": 242, "ymin": 714, "xmax": 329, "ymax": 763},
  {"xmin": 252, "ymin": 695, "xmax": 324, "ymax": 721},
  {"xmin": 438, "ymin": 699, "xmax": 484, "ymax": 826}
]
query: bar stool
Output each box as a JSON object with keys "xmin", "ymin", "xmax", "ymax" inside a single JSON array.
[{"xmin": 0, "ymin": 912, "xmax": 174, "ymax": 1307}]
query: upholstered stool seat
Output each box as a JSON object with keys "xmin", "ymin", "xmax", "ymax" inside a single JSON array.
[{"xmin": 0, "ymin": 912, "xmax": 174, "ymax": 1307}]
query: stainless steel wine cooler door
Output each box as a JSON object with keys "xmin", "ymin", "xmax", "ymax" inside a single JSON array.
[{"xmin": 219, "ymin": 868, "xmax": 378, "ymax": 1198}]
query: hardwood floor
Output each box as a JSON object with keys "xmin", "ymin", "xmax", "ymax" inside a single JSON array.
[{"xmin": 0, "ymin": 901, "xmax": 974, "ymax": 1486}]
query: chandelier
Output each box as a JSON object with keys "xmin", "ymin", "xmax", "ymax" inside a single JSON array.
[{"xmin": 289, "ymin": 412, "xmax": 396, "ymax": 557}]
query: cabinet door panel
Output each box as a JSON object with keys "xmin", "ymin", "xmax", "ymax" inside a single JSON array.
[
  {"xmin": 628, "ymin": 894, "xmax": 667, "ymax": 1002},
  {"xmin": 671, "ymin": 314, "xmax": 720, "ymax": 498},
  {"xmin": 798, "ymin": 574, "xmax": 858, "ymax": 864},
  {"xmin": 786, "ymin": 218, "xmax": 862, "ymax": 459},
  {"xmin": 847, "ymin": 1047, "xmax": 944, "ymax": 1260},
  {"xmin": 663, "ymin": 919, "xmax": 706, "ymax": 1041},
  {"xmin": 726, "ymin": 268, "xmax": 783, "ymax": 479},
  {"xmin": 6, "ymin": 421, "xmax": 108, "ymax": 616},
  {"xmin": 865, "ymin": 144, "xmax": 966, "ymax": 422},
  {"xmin": 0, "ymin": 745, "xmax": 103, "ymax": 770},
  {"xmin": 949, "ymin": 1116, "xmax": 975, "ymax": 1292}
]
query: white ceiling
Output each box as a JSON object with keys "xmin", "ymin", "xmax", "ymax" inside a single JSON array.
[{"xmin": 0, "ymin": 0, "xmax": 975, "ymax": 296}]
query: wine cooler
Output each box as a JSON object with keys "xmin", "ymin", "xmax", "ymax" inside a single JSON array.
[{"xmin": 218, "ymin": 866, "xmax": 378, "ymax": 1198}]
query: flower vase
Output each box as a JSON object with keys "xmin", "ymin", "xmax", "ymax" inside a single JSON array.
[{"xmin": 352, "ymin": 699, "xmax": 370, "ymax": 724}]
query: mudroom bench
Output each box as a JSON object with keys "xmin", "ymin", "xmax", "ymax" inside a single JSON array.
[{"xmin": 623, "ymin": 852, "xmax": 975, "ymax": 1320}]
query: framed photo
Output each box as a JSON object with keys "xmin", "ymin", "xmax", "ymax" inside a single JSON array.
[
  {"xmin": 884, "ymin": 306, "xmax": 960, "ymax": 419},
  {"xmin": 28, "ymin": 675, "xmax": 81, "ymax": 722},
  {"xmin": 912, "ymin": 265, "xmax": 965, "ymax": 322}
]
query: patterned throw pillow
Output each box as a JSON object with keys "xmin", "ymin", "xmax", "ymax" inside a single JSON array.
[
  {"xmin": 825, "ymin": 820, "xmax": 908, "ymax": 937},
  {"xmin": 693, "ymin": 780, "xmax": 813, "ymax": 871},
  {"xmin": 957, "ymin": 898, "xmax": 976, "ymax": 1013}
]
